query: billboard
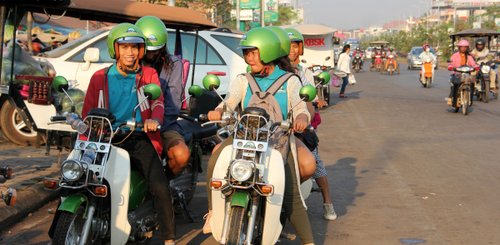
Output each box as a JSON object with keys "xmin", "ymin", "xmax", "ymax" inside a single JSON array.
[{"xmin": 240, "ymin": 0, "xmax": 260, "ymax": 9}]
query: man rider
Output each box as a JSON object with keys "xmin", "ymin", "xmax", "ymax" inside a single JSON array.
[
  {"xmin": 352, "ymin": 47, "xmax": 364, "ymax": 67},
  {"xmin": 81, "ymin": 23, "xmax": 176, "ymax": 244},
  {"xmin": 384, "ymin": 47, "xmax": 398, "ymax": 71},
  {"xmin": 371, "ymin": 46, "xmax": 382, "ymax": 68},
  {"xmin": 418, "ymin": 44, "xmax": 436, "ymax": 84},
  {"xmin": 471, "ymin": 39, "xmax": 498, "ymax": 95},
  {"xmin": 136, "ymin": 16, "xmax": 190, "ymax": 176}
]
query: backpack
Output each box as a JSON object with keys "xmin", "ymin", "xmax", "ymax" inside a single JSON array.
[{"xmin": 244, "ymin": 72, "xmax": 297, "ymax": 122}]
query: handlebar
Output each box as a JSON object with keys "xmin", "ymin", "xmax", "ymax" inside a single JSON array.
[
  {"xmin": 178, "ymin": 114, "xmax": 208, "ymax": 123},
  {"xmin": 50, "ymin": 116, "xmax": 67, "ymax": 122}
]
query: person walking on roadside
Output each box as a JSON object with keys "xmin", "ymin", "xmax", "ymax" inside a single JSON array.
[{"xmin": 337, "ymin": 44, "xmax": 351, "ymax": 98}]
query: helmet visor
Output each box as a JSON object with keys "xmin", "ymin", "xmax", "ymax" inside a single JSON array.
[
  {"xmin": 146, "ymin": 44, "xmax": 165, "ymax": 51},
  {"xmin": 116, "ymin": 36, "xmax": 145, "ymax": 44}
]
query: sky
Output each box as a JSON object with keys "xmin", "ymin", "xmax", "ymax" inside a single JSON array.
[{"xmin": 300, "ymin": 0, "xmax": 432, "ymax": 30}]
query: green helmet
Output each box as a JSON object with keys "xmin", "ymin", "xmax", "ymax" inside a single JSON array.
[
  {"xmin": 284, "ymin": 27, "xmax": 304, "ymax": 55},
  {"xmin": 240, "ymin": 27, "xmax": 281, "ymax": 64},
  {"xmin": 135, "ymin": 16, "xmax": 168, "ymax": 51},
  {"xmin": 107, "ymin": 23, "xmax": 146, "ymax": 59},
  {"xmin": 266, "ymin": 26, "xmax": 291, "ymax": 57}
]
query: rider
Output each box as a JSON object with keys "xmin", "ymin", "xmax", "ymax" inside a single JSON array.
[
  {"xmin": 352, "ymin": 47, "xmax": 364, "ymax": 67},
  {"xmin": 135, "ymin": 16, "xmax": 190, "ymax": 176},
  {"xmin": 384, "ymin": 47, "xmax": 398, "ymax": 71},
  {"xmin": 447, "ymin": 39, "xmax": 478, "ymax": 106},
  {"xmin": 418, "ymin": 44, "xmax": 436, "ymax": 83},
  {"xmin": 371, "ymin": 46, "xmax": 382, "ymax": 68},
  {"xmin": 81, "ymin": 23, "xmax": 176, "ymax": 244},
  {"xmin": 286, "ymin": 27, "xmax": 338, "ymax": 221},
  {"xmin": 203, "ymin": 27, "xmax": 316, "ymax": 244},
  {"xmin": 471, "ymin": 38, "xmax": 498, "ymax": 95}
]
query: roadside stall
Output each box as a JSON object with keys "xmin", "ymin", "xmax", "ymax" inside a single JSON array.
[{"xmin": 0, "ymin": 0, "xmax": 216, "ymax": 150}]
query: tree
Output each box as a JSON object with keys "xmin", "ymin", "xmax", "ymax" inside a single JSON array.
[{"xmin": 275, "ymin": 6, "xmax": 301, "ymax": 26}]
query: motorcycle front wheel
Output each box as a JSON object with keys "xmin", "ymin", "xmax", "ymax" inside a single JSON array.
[
  {"xmin": 52, "ymin": 208, "xmax": 92, "ymax": 245},
  {"xmin": 461, "ymin": 89, "xmax": 470, "ymax": 115},
  {"xmin": 483, "ymin": 81, "xmax": 490, "ymax": 103},
  {"xmin": 227, "ymin": 206, "xmax": 249, "ymax": 245}
]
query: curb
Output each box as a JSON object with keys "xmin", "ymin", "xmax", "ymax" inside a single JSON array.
[{"xmin": 0, "ymin": 179, "xmax": 59, "ymax": 232}]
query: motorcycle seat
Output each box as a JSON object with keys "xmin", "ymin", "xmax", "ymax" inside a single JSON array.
[{"xmin": 178, "ymin": 119, "xmax": 218, "ymax": 141}]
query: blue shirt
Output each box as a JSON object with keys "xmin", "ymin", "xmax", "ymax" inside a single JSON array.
[
  {"xmin": 243, "ymin": 67, "xmax": 288, "ymax": 120},
  {"xmin": 107, "ymin": 64, "xmax": 142, "ymax": 129}
]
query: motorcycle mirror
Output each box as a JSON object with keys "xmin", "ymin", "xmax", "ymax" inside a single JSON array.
[
  {"xmin": 299, "ymin": 84, "xmax": 318, "ymax": 102},
  {"xmin": 2, "ymin": 188, "xmax": 17, "ymax": 207},
  {"xmin": 317, "ymin": 71, "xmax": 331, "ymax": 85},
  {"xmin": 203, "ymin": 74, "xmax": 221, "ymax": 91},
  {"xmin": 52, "ymin": 75, "xmax": 69, "ymax": 93},
  {"xmin": 187, "ymin": 85, "xmax": 204, "ymax": 98},
  {"xmin": 143, "ymin": 84, "xmax": 161, "ymax": 100},
  {"xmin": 325, "ymin": 56, "xmax": 331, "ymax": 61}
]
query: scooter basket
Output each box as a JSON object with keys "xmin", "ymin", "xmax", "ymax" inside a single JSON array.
[{"xmin": 15, "ymin": 75, "xmax": 53, "ymax": 105}]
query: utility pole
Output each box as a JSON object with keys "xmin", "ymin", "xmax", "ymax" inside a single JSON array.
[
  {"xmin": 236, "ymin": 0, "xmax": 240, "ymax": 30},
  {"xmin": 261, "ymin": 0, "xmax": 265, "ymax": 27}
]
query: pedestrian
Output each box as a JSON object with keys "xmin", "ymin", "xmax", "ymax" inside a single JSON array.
[{"xmin": 337, "ymin": 44, "xmax": 351, "ymax": 98}]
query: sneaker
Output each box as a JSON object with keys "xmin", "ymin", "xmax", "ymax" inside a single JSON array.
[
  {"xmin": 202, "ymin": 211, "xmax": 212, "ymax": 234},
  {"xmin": 446, "ymin": 97, "xmax": 452, "ymax": 106},
  {"xmin": 323, "ymin": 203, "xmax": 337, "ymax": 221}
]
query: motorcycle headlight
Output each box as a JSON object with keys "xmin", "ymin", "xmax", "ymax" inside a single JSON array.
[
  {"xmin": 61, "ymin": 159, "xmax": 84, "ymax": 181},
  {"xmin": 230, "ymin": 160, "xmax": 254, "ymax": 182},
  {"xmin": 481, "ymin": 66, "xmax": 491, "ymax": 74}
]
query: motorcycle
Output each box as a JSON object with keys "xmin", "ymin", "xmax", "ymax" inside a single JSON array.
[
  {"xmin": 171, "ymin": 85, "xmax": 219, "ymax": 222},
  {"xmin": 450, "ymin": 66, "xmax": 474, "ymax": 115},
  {"xmin": 303, "ymin": 57, "xmax": 332, "ymax": 108},
  {"xmin": 203, "ymin": 75, "xmax": 319, "ymax": 245},
  {"xmin": 371, "ymin": 54, "xmax": 383, "ymax": 72},
  {"xmin": 420, "ymin": 59, "xmax": 434, "ymax": 88},
  {"xmin": 44, "ymin": 76, "xmax": 166, "ymax": 244},
  {"xmin": 1, "ymin": 166, "xmax": 16, "ymax": 207},
  {"xmin": 352, "ymin": 53, "xmax": 363, "ymax": 73},
  {"xmin": 383, "ymin": 54, "xmax": 399, "ymax": 75},
  {"xmin": 475, "ymin": 61, "xmax": 498, "ymax": 103}
]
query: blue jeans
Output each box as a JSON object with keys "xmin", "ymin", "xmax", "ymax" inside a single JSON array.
[{"xmin": 340, "ymin": 76, "xmax": 349, "ymax": 95}]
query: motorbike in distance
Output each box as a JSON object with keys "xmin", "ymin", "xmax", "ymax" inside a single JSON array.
[
  {"xmin": 420, "ymin": 59, "xmax": 434, "ymax": 88},
  {"xmin": 352, "ymin": 52, "xmax": 363, "ymax": 73},
  {"xmin": 371, "ymin": 54, "xmax": 383, "ymax": 72},
  {"xmin": 475, "ymin": 60, "xmax": 498, "ymax": 103},
  {"xmin": 204, "ymin": 74, "xmax": 322, "ymax": 245},
  {"xmin": 448, "ymin": 66, "xmax": 475, "ymax": 115},
  {"xmin": 383, "ymin": 54, "xmax": 400, "ymax": 75},
  {"xmin": 44, "ymin": 76, "xmax": 167, "ymax": 244}
]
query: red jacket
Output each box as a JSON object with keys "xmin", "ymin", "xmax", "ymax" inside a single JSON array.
[{"xmin": 82, "ymin": 65, "xmax": 165, "ymax": 156}]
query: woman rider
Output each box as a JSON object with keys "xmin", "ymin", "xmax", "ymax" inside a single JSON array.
[
  {"xmin": 447, "ymin": 39, "xmax": 478, "ymax": 106},
  {"xmin": 203, "ymin": 27, "xmax": 316, "ymax": 244},
  {"xmin": 286, "ymin": 27, "xmax": 338, "ymax": 221}
]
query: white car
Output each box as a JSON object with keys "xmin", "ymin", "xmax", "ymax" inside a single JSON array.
[{"xmin": 38, "ymin": 27, "xmax": 246, "ymax": 97}]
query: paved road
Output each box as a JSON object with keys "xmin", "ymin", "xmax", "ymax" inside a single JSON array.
[{"xmin": 1, "ymin": 64, "xmax": 500, "ymax": 245}]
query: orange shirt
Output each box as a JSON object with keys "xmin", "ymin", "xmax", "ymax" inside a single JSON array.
[{"xmin": 460, "ymin": 53, "xmax": 466, "ymax": 66}]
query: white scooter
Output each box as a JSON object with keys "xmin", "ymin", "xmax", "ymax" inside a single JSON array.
[
  {"xmin": 44, "ymin": 76, "xmax": 164, "ymax": 244},
  {"xmin": 201, "ymin": 74, "xmax": 322, "ymax": 245}
]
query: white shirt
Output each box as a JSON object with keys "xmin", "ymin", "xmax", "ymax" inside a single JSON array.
[{"xmin": 337, "ymin": 52, "xmax": 351, "ymax": 74}]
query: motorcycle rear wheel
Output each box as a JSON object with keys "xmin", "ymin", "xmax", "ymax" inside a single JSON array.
[
  {"xmin": 52, "ymin": 208, "xmax": 93, "ymax": 245},
  {"xmin": 227, "ymin": 206, "xmax": 249, "ymax": 245}
]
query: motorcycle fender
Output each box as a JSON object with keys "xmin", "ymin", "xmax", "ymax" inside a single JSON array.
[
  {"xmin": 261, "ymin": 148, "xmax": 286, "ymax": 245},
  {"xmin": 58, "ymin": 194, "xmax": 87, "ymax": 214},
  {"xmin": 210, "ymin": 145, "xmax": 233, "ymax": 243},
  {"xmin": 103, "ymin": 146, "xmax": 132, "ymax": 245},
  {"xmin": 230, "ymin": 191, "xmax": 250, "ymax": 209}
]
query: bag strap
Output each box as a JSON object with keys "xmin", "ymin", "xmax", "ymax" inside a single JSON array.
[
  {"xmin": 244, "ymin": 73, "xmax": 261, "ymax": 94},
  {"xmin": 267, "ymin": 73, "xmax": 296, "ymax": 95}
]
